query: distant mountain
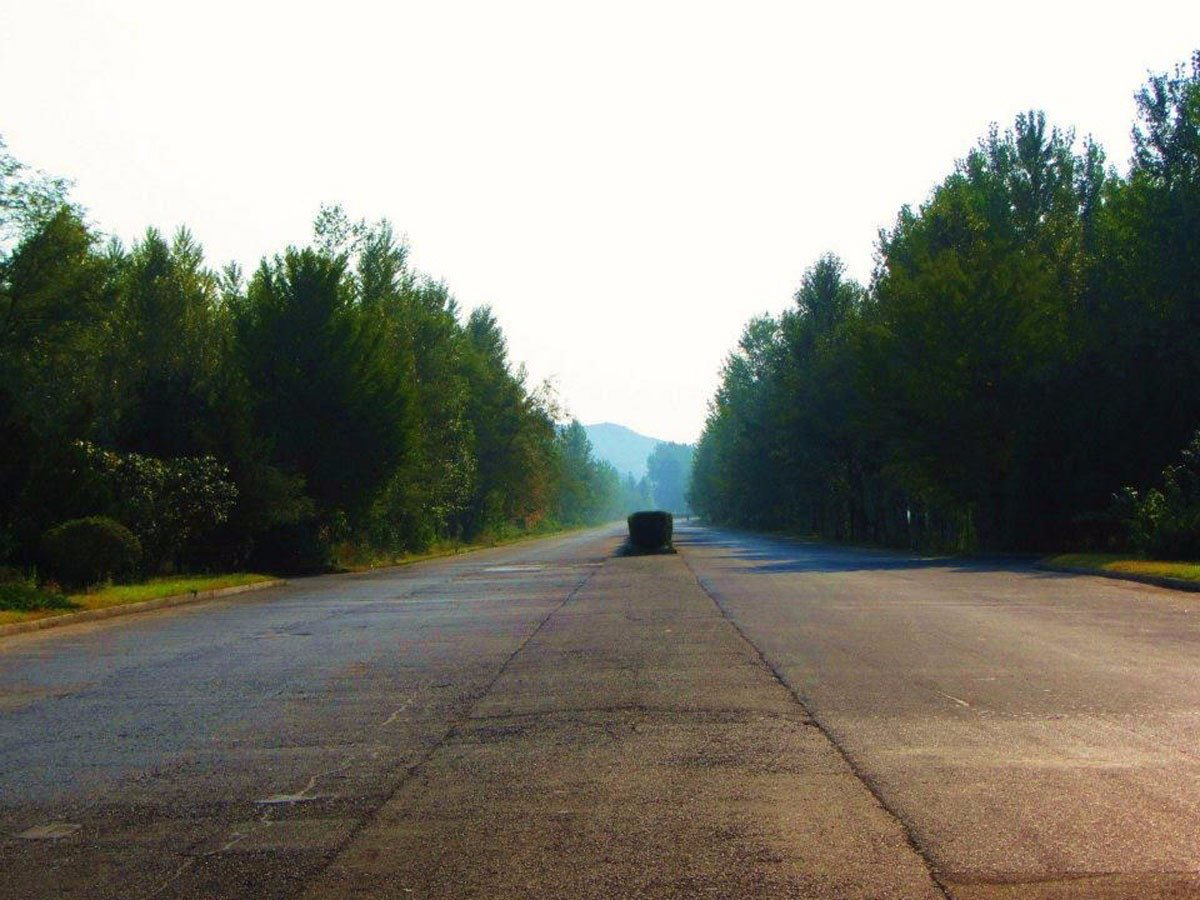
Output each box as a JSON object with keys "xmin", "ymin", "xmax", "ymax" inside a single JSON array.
[{"xmin": 583, "ymin": 422, "xmax": 666, "ymax": 479}]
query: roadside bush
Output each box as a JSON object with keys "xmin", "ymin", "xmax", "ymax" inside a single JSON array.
[
  {"xmin": 0, "ymin": 575, "xmax": 74, "ymax": 612},
  {"xmin": 1115, "ymin": 431, "xmax": 1200, "ymax": 559},
  {"xmin": 249, "ymin": 519, "xmax": 332, "ymax": 574},
  {"xmin": 76, "ymin": 442, "xmax": 238, "ymax": 572},
  {"xmin": 628, "ymin": 510, "xmax": 674, "ymax": 549},
  {"xmin": 40, "ymin": 517, "xmax": 141, "ymax": 589}
]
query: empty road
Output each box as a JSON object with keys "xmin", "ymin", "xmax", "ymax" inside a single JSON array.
[{"xmin": 2, "ymin": 524, "xmax": 1199, "ymax": 898}]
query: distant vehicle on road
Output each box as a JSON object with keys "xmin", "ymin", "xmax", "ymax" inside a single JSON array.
[{"xmin": 627, "ymin": 510, "xmax": 673, "ymax": 549}]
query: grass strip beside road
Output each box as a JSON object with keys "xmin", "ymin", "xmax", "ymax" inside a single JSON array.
[
  {"xmin": 334, "ymin": 523, "xmax": 597, "ymax": 573},
  {"xmin": 1045, "ymin": 553, "xmax": 1200, "ymax": 585},
  {"xmin": 0, "ymin": 573, "xmax": 274, "ymax": 626},
  {"xmin": 0, "ymin": 524, "xmax": 608, "ymax": 629}
]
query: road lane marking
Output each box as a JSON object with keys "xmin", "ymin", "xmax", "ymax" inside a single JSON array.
[
  {"xmin": 382, "ymin": 698, "xmax": 413, "ymax": 726},
  {"xmin": 682, "ymin": 552, "xmax": 952, "ymax": 899},
  {"xmin": 299, "ymin": 563, "xmax": 603, "ymax": 891},
  {"xmin": 17, "ymin": 823, "xmax": 80, "ymax": 839},
  {"xmin": 254, "ymin": 750, "xmax": 369, "ymax": 806},
  {"xmin": 934, "ymin": 690, "xmax": 971, "ymax": 708},
  {"xmin": 256, "ymin": 772, "xmax": 324, "ymax": 805}
]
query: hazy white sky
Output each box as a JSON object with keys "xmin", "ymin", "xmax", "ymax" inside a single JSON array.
[{"xmin": 3, "ymin": 2, "xmax": 1198, "ymax": 442}]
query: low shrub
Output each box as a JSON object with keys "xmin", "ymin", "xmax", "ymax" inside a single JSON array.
[
  {"xmin": 1115, "ymin": 431, "xmax": 1200, "ymax": 560},
  {"xmin": 0, "ymin": 576, "xmax": 75, "ymax": 612},
  {"xmin": 75, "ymin": 442, "xmax": 238, "ymax": 572},
  {"xmin": 628, "ymin": 510, "xmax": 674, "ymax": 549},
  {"xmin": 40, "ymin": 517, "xmax": 142, "ymax": 589},
  {"xmin": 249, "ymin": 519, "xmax": 332, "ymax": 574}
]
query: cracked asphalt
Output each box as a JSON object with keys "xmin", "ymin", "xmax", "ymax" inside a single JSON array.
[{"xmin": 2, "ymin": 523, "xmax": 1199, "ymax": 897}]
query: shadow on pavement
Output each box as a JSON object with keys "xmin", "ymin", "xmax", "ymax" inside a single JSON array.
[{"xmin": 671, "ymin": 525, "xmax": 1072, "ymax": 578}]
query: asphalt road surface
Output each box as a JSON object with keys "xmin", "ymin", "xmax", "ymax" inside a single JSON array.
[{"xmin": 2, "ymin": 524, "xmax": 1199, "ymax": 898}]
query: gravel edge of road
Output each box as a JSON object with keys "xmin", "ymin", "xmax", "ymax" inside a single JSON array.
[{"xmin": 0, "ymin": 579, "xmax": 288, "ymax": 639}]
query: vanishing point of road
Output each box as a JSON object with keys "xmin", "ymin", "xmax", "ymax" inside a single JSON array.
[{"xmin": 3, "ymin": 523, "xmax": 1200, "ymax": 898}]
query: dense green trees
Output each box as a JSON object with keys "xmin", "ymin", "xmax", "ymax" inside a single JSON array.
[
  {"xmin": 0, "ymin": 161, "xmax": 629, "ymax": 575},
  {"xmin": 1116, "ymin": 432, "xmax": 1200, "ymax": 559},
  {"xmin": 554, "ymin": 420, "xmax": 629, "ymax": 525},
  {"xmin": 691, "ymin": 53, "xmax": 1200, "ymax": 554},
  {"xmin": 646, "ymin": 442, "xmax": 694, "ymax": 514}
]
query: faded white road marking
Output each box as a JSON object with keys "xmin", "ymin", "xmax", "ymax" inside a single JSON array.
[
  {"xmin": 934, "ymin": 690, "xmax": 970, "ymax": 708},
  {"xmin": 256, "ymin": 773, "xmax": 322, "ymax": 804},
  {"xmin": 17, "ymin": 823, "xmax": 80, "ymax": 840},
  {"xmin": 253, "ymin": 751, "xmax": 366, "ymax": 806},
  {"xmin": 382, "ymin": 698, "xmax": 413, "ymax": 726}
]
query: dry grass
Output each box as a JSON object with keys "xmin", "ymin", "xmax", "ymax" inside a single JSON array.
[{"xmin": 1046, "ymin": 553, "xmax": 1200, "ymax": 584}]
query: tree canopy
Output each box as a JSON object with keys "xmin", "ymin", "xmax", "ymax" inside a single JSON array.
[
  {"xmin": 0, "ymin": 172, "xmax": 635, "ymax": 573},
  {"xmin": 690, "ymin": 52, "xmax": 1200, "ymax": 554},
  {"xmin": 646, "ymin": 442, "xmax": 694, "ymax": 514}
]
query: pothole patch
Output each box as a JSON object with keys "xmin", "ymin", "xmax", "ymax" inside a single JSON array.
[{"xmin": 18, "ymin": 823, "xmax": 81, "ymax": 840}]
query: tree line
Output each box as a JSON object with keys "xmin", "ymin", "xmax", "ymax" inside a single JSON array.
[
  {"xmin": 646, "ymin": 441, "xmax": 694, "ymax": 515},
  {"xmin": 1, "ymin": 157, "xmax": 637, "ymax": 577},
  {"xmin": 689, "ymin": 52, "xmax": 1200, "ymax": 555}
]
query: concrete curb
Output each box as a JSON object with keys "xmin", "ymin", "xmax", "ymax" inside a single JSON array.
[
  {"xmin": 0, "ymin": 579, "xmax": 287, "ymax": 639},
  {"xmin": 1035, "ymin": 563, "xmax": 1200, "ymax": 594}
]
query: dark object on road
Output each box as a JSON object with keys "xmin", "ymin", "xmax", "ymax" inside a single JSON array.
[{"xmin": 627, "ymin": 510, "xmax": 673, "ymax": 550}]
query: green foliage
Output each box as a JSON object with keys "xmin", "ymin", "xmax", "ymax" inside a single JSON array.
[
  {"xmin": 234, "ymin": 246, "xmax": 413, "ymax": 524},
  {"xmin": 1116, "ymin": 432, "xmax": 1200, "ymax": 559},
  {"xmin": 0, "ymin": 136, "xmax": 75, "ymax": 248},
  {"xmin": 623, "ymin": 472, "xmax": 656, "ymax": 511},
  {"xmin": 40, "ymin": 517, "xmax": 142, "ymax": 589},
  {"xmin": 75, "ymin": 442, "xmax": 238, "ymax": 571},
  {"xmin": 0, "ymin": 171, "xmax": 629, "ymax": 575},
  {"xmin": 627, "ymin": 511, "xmax": 673, "ymax": 549},
  {"xmin": 458, "ymin": 307, "xmax": 560, "ymax": 534},
  {"xmin": 646, "ymin": 442, "xmax": 694, "ymax": 514},
  {"xmin": 553, "ymin": 420, "xmax": 625, "ymax": 525},
  {"xmin": 691, "ymin": 52, "xmax": 1200, "ymax": 555},
  {"xmin": 0, "ymin": 575, "xmax": 74, "ymax": 612}
]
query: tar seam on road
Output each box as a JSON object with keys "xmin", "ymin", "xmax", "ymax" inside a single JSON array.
[
  {"xmin": 295, "ymin": 560, "xmax": 604, "ymax": 896},
  {"xmin": 675, "ymin": 547, "xmax": 954, "ymax": 900}
]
